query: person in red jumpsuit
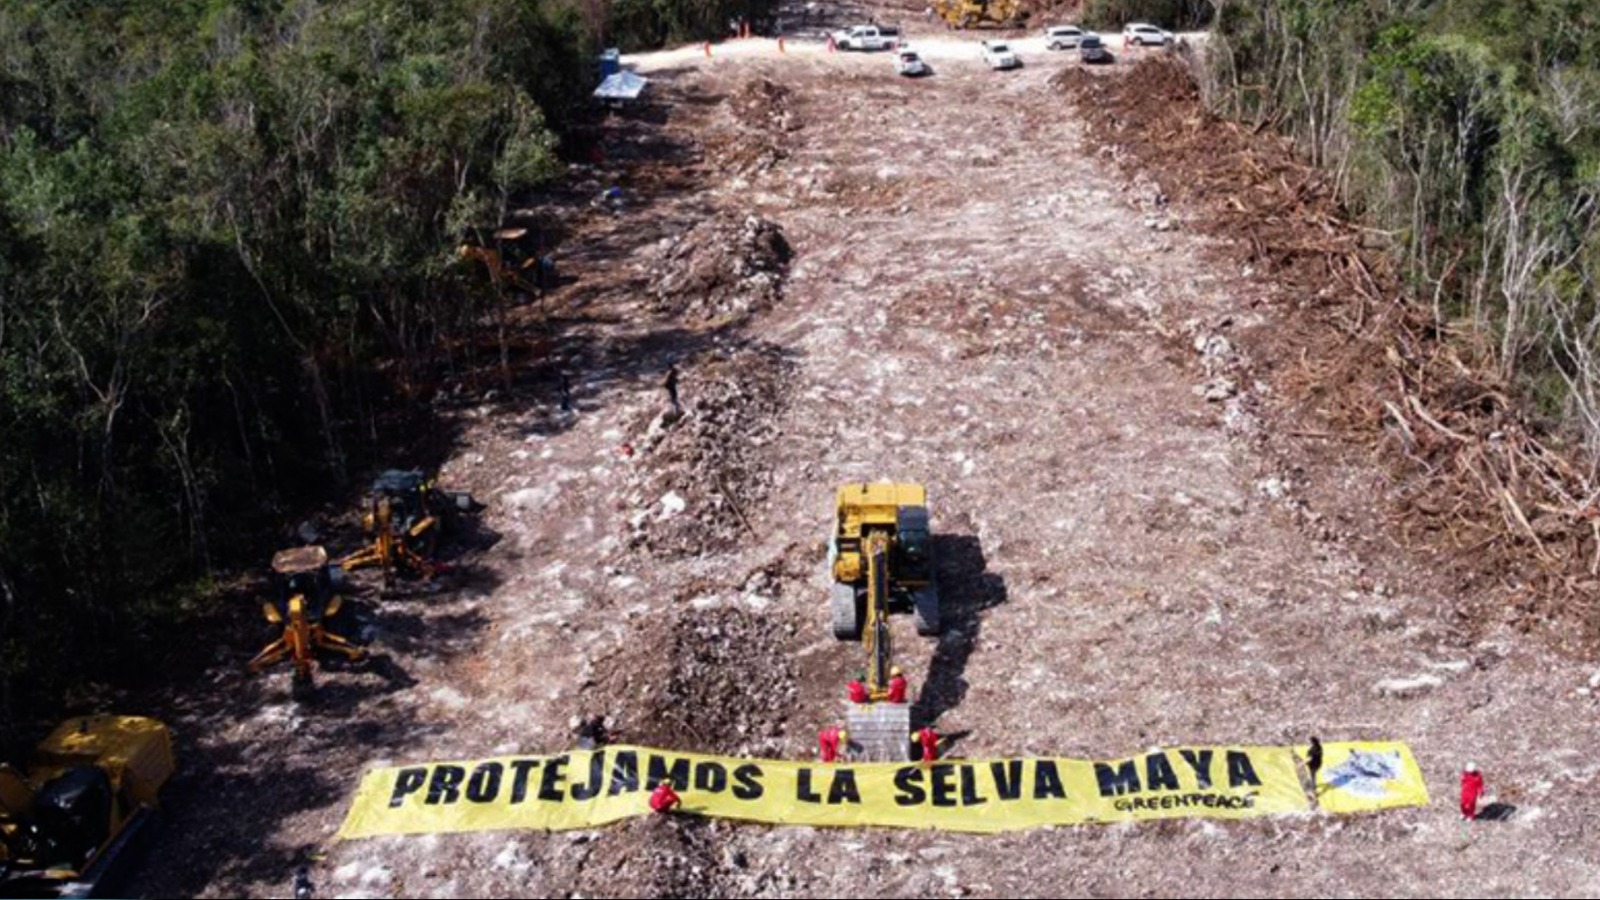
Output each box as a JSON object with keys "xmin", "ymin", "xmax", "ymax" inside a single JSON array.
[
  {"xmin": 915, "ymin": 726, "xmax": 940, "ymax": 764},
  {"xmin": 846, "ymin": 674, "xmax": 869, "ymax": 704},
  {"xmin": 649, "ymin": 780, "xmax": 681, "ymax": 814},
  {"xmin": 886, "ymin": 666, "xmax": 909, "ymax": 704},
  {"xmin": 1460, "ymin": 763, "xmax": 1484, "ymax": 820},
  {"xmin": 818, "ymin": 725, "xmax": 848, "ymax": 763}
]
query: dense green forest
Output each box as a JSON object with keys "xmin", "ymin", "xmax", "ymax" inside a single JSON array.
[
  {"xmin": 0, "ymin": 0, "xmax": 765, "ymax": 735},
  {"xmin": 1210, "ymin": 1, "xmax": 1600, "ymax": 448}
]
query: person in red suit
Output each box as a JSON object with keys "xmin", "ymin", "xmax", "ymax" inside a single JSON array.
[
  {"xmin": 649, "ymin": 780, "xmax": 681, "ymax": 814},
  {"xmin": 846, "ymin": 674, "xmax": 869, "ymax": 704},
  {"xmin": 1460, "ymin": 763, "xmax": 1484, "ymax": 820},
  {"xmin": 915, "ymin": 726, "xmax": 940, "ymax": 764},
  {"xmin": 886, "ymin": 666, "xmax": 909, "ymax": 704},
  {"xmin": 818, "ymin": 725, "xmax": 848, "ymax": 763}
]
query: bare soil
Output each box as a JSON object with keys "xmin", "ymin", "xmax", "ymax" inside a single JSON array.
[{"xmin": 125, "ymin": 33, "xmax": 1600, "ymax": 900}]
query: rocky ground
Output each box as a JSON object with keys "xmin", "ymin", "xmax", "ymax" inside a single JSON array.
[{"xmin": 127, "ymin": 28, "xmax": 1599, "ymax": 900}]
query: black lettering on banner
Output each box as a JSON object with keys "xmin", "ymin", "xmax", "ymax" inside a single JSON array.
[
  {"xmin": 959, "ymin": 765, "xmax": 987, "ymax": 806},
  {"xmin": 797, "ymin": 768, "xmax": 823, "ymax": 804},
  {"xmin": 389, "ymin": 768, "xmax": 428, "ymax": 808},
  {"xmin": 893, "ymin": 767, "xmax": 926, "ymax": 806},
  {"xmin": 929, "ymin": 764, "xmax": 958, "ymax": 808},
  {"xmin": 1144, "ymin": 753, "xmax": 1179, "ymax": 792},
  {"xmin": 426, "ymin": 765, "xmax": 466, "ymax": 805},
  {"xmin": 991, "ymin": 760, "xmax": 1023, "ymax": 801},
  {"xmin": 827, "ymin": 770, "xmax": 863, "ymax": 805},
  {"xmin": 1095, "ymin": 760, "xmax": 1141, "ymax": 797},
  {"xmin": 1225, "ymin": 751, "xmax": 1261, "ymax": 788},
  {"xmin": 1114, "ymin": 798, "xmax": 1130, "ymax": 812},
  {"xmin": 539, "ymin": 755, "xmax": 570, "ymax": 802},
  {"xmin": 571, "ymin": 751, "xmax": 607, "ymax": 801},
  {"xmin": 694, "ymin": 761, "xmax": 728, "ymax": 794},
  {"xmin": 608, "ymin": 752, "xmax": 639, "ymax": 796},
  {"xmin": 1203, "ymin": 793, "xmax": 1218, "ymax": 808},
  {"xmin": 1033, "ymin": 761, "xmax": 1066, "ymax": 800},
  {"xmin": 466, "ymin": 762, "xmax": 504, "ymax": 803},
  {"xmin": 509, "ymin": 759, "xmax": 541, "ymax": 804},
  {"xmin": 647, "ymin": 755, "xmax": 690, "ymax": 791},
  {"xmin": 732, "ymin": 764, "xmax": 765, "ymax": 800},
  {"xmin": 1178, "ymin": 749, "xmax": 1213, "ymax": 789}
]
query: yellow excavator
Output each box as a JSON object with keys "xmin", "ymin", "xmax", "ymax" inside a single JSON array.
[
  {"xmin": 340, "ymin": 470, "xmax": 475, "ymax": 582},
  {"xmin": 934, "ymin": 0, "xmax": 1030, "ymax": 29},
  {"xmin": 249, "ymin": 546, "xmax": 366, "ymax": 698},
  {"xmin": 0, "ymin": 715, "xmax": 175, "ymax": 898},
  {"xmin": 830, "ymin": 483, "xmax": 941, "ymax": 759}
]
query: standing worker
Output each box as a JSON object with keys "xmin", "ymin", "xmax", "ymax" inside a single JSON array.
[
  {"xmin": 1305, "ymin": 736, "xmax": 1323, "ymax": 791},
  {"xmin": 915, "ymin": 726, "xmax": 940, "ymax": 764},
  {"xmin": 664, "ymin": 365, "xmax": 681, "ymax": 416},
  {"xmin": 1460, "ymin": 763, "xmax": 1484, "ymax": 820},
  {"xmin": 818, "ymin": 725, "xmax": 848, "ymax": 763},
  {"xmin": 886, "ymin": 666, "xmax": 909, "ymax": 704},
  {"xmin": 650, "ymin": 780, "xmax": 682, "ymax": 814},
  {"xmin": 559, "ymin": 372, "xmax": 574, "ymax": 413},
  {"xmin": 846, "ymin": 673, "xmax": 869, "ymax": 704}
]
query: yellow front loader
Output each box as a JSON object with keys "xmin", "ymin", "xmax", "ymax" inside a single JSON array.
[
  {"xmin": 934, "ymin": 0, "xmax": 1030, "ymax": 29},
  {"xmin": 0, "ymin": 716, "xmax": 175, "ymax": 898}
]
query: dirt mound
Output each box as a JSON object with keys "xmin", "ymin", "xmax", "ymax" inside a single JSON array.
[
  {"xmin": 571, "ymin": 816, "xmax": 732, "ymax": 899},
  {"xmin": 620, "ymin": 606, "xmax": 799, "ymax": 756},
  {"xmin": 706, "ymin": 76, "xmax": 800, "ymax": 175},
  {"xmin": 646, "ymin": 214, "xmax": 792, "ymax": 321},
  {"xmin": 625, "ymin": 345, "xmax": 795, "ymax": 558}
]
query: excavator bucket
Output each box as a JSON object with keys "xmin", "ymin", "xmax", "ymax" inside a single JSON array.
[{"xmin": 846, "ymin": 703, "xmax": 913, "ymax": 762}]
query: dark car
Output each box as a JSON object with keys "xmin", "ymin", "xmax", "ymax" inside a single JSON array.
[{"xmin": 1080, "ymin": 34, "xmax": 1113, "ymax": 64}]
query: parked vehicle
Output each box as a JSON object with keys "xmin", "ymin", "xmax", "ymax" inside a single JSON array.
[
  {"xmin": 981, "ymin": 40, "xmax": 1021, "ymax": 70},
  {"xmin": 1044, "ymin": 25, "xmax": 1084, "ymax": 50},
  {"xmin": 1123, "ymin": 22, "xmax": 1174, "ymax": 46},
  {"xmin": 1079, "ymin": 33, "xmax": 1113, "ymax": 63}
]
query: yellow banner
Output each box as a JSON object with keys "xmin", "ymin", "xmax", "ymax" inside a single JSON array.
[
  {"xmin": 1312, "ymin": 740, "xmax": 1430, "ymax": 814},
  {"xmin": 337, "ymin": 744, "xmax": 1316, "ymax": 838}
]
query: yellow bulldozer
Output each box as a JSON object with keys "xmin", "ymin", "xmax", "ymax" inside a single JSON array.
[
  {"xmin": 0, "ymin": 716, "xmax": 175, "ymax": 898},
  {"xmin": 934, "ymin": 0, "xmax": 1030, "ymax": 29}
]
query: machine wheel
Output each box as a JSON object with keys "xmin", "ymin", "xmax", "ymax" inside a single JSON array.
[
  {"xmin": 913, "ymin": 585, "xmax": 941, "ymax": 636},
  {"xmin": 831, "ymin": 584, "xmax": 862, "ymax": 640}
]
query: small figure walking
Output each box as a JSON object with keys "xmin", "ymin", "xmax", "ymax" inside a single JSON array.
[
  {"xmin": 559, "ymin": 372, "xmax": 573, "ymax": 413},
  {"xmin": 650, "ymin": 780, "xmax": 682, "ymax": 814},
  {"xmin": 293, "ymin": 864, "xmax": 313, "ymax": 900},
  {"xmin": 1305, "ymin": 736, "xmax": 1323, "ymax": 788},
  {"xmin": 664, "ymin": 365, "xmax": 681, "ymax": 415},
  {"xmin": 1460, "ymin": 763, "xmax": 1484, "ymax": 820}
]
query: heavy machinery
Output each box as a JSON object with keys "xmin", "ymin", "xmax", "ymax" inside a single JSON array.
[
  {"xmin": 249, "ymin": 546, "xmax": 365, "ymax": 697},
  {"xmin": 934, "ymin": 0, "xmax": 1030, "ymax": 29},
  {"xmin": 340, "ymin": 470, "xmax": 474, "ymax": 582},
  {"xmin": 0, "ymin": 716, "xmax": 175, "ymax": 898},
  {"xmin": 829, "ymin": 483, "xmax": 942, "ymax": 760}
]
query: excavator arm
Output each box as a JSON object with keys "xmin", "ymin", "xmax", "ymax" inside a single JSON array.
[{"xmin": 862, "ymin": 532, "xmax": 894, "ymax": 699}]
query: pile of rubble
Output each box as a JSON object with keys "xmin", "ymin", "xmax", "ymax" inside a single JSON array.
[
  {"xmin": 707, "ymin": 76, "xmax": 800, "ymax": 175},
  {"xmin": 645, "ymin": 214, "xmax": 791, "ymax": 321},
  {"xmin": 625, "ymin": 606, "xmax": 800, "ymax": 756},
  {"xmin": 625, "ymin": 346, "xmax": 794, "ymax": 558}
]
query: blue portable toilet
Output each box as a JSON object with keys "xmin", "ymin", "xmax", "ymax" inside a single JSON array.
[{"xmin": 598, "ymin": 48, "xmax": 621, "ymax": 81}]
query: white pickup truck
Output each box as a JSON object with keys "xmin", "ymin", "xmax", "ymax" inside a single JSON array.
[{"xmin": 833, "ymin": 25, "xmax": 898, "ymax": 51}]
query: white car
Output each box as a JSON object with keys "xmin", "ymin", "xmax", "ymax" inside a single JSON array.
[
  {"xmin": 981, "ymin": 40, "xmax": 1020, "ymax": 70},
  {"xmin": 1044, "ymin": 25, "xmax": 1085, "ymax": 50},
  {"xmin": 833, "ymin": 25, "xmax": 896, "ymax": 51},
  {"xmin": 1123, "ymin": 22, "xmax": 1174, "ymax": 46},
  {"xmin": 896, "ymin": 49, "xmax": 928, "ymax": 77}
]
